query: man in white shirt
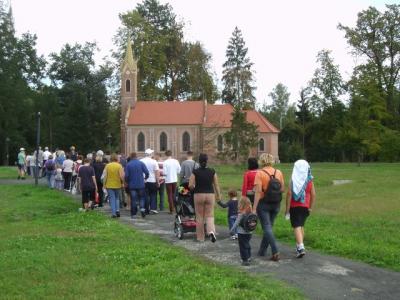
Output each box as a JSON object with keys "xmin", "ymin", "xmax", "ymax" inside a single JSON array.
[
  {"xmin": 141, "ymin": 149, "xmax": 160, "ymax": 214},
  {"xmin": 163, "ymin": 150, "xmax": 181, "ymax": 214}
]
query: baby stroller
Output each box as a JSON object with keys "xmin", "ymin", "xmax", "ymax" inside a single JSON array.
[{"xmin": 173, "ymin": 185, "xmax": 196, "ymax": 240}]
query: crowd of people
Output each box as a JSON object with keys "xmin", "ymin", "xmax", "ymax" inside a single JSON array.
[{"xmin": 16, "ymin": 146, "xmax": 316, "ymax": 266}]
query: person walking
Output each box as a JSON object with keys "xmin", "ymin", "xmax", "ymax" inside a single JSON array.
[
  {"xmin": 33, "ymin": 146, "xmax": 44, "ymax": 178},
  {"xmin": 92, "ymin": 153, "xmax": 106, "ymax": 207},
  {"xmin": 77, "ymin": 158, "xmax": 97, "ymax": 211},
  {"xmin": 44, "ymin": 154, "xmax": 56, "ymax": 188},
  {"xmin": 180, "ymin": 151, "xmax": 198, "ymax": 188},
  {"xmin": 252, "ymin": 153, "xmax": 284, "ymax": 262},
  {"xmin": 62, "ymin": 154, "xmax": 74, "ymax": 191},
  {"xmin": 285, "ymin": 159, "xmax": 316, "ymax": 258},
  {"xmin": 141, "ymin": 149, "xmax": 160, "ymax": 214},
  {"xmin": 230, "ymin": 197, "xmax": 254, "ymax": 266},
  {"xmin": 189, "ymin": 153, "xmax": 221, "ymax": 243},
  {"xmin": 125, "ymin": 152, "xmax": 149, "ymax": 218},
  {"xmin": 163, "ymin": 150, "xmax": 181, "ymax": 214},
  {"xmin": 154, "ymin": 153, "xmax": 165, "ymax": 211},
  {"xmin": 42, "ymin": 146, "xmax": 51, "ymax": 177},
  {"xmin": 241, "ymin": 157, "xmax": 259, "ymax": 204},
  {"xmin": 217, "ymin": 189, "xmax": 239, "ymax": 240},
  {"xmin": 103, "ymin": 154, "xmax": 124, "ymax": 218},
  {"xmin": 17, "ymin": 148, "xmax": 26, "ymax": 180}
]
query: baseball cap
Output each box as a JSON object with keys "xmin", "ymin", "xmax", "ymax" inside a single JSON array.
[
  {"xmin": 20, "ymin": 147, "xmax": 25, "ymax": 151},
  {"xmin": 145, "ymin": 148, "xmax": 154, "ymax": 155}
]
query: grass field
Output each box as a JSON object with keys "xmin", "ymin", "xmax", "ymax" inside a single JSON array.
[
  {"xmin": 0, "ymin": 166, "xmax": 17, "ymax": 179},
  {"xmin": 214, "ymin": 163, "xmax": 400, "ymax": 271},
  {"xmin": 0, "ymin": 185, "xmax": 303, "ymax": 299}
]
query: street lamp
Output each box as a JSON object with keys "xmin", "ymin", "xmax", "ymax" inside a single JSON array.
[
  {"xmin": 107, "ymin": 133, "xmax": 112, "ymax": 154},
  {"xmin": 5, "ymin": 137, "xmax": 10, "ymax": 166}
]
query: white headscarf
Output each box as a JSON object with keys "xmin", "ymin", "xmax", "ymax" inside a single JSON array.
[{"xmin": 291, "ymin": 159, "xmax": 313, "ymax": 203}]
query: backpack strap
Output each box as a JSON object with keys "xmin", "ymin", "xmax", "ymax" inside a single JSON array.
[{"xmin": 261, "ymin": 169, "xmax": 274, "ymax": 192}]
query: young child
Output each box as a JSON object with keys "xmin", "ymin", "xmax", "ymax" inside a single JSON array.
[
  {"xmin": 230, "ymin": 197, "xmax": 253, "ymax": 266},
  {"xmin": 54, "ymin": 167, "xmax": 64, "ymax": 190},
  {"xmin": 217, "ymin": 189, "xmax": 239, "ymax": 239}
]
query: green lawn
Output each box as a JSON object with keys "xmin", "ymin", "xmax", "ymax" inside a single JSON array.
[
  {"xmin": 214, "ymin": 163, "xmax": 400, "ymax": 271},
  {"xmin": 0, "ymin": 166, "xmax": 17, "ymax": 179},
  {"xmin": 0, "ymin": 185, "xmax": 303, "ymax": 299}
]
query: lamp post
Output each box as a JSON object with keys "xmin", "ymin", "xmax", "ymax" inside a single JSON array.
[
  {"xmin": 5, "ymin": 137, "xmax": 10, "ymax": 166},
  {"xmin": 107, "ymin": 133, "xmax": 112, "ymax": 154},
  {"xmin": 35, "ymin": 112, "xmax": 41, "ymax": 186}
]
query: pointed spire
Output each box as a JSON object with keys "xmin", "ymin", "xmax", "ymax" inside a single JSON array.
[{"xmin": 123, "ymin": 37, "xmax": 137, "ymax": 71}]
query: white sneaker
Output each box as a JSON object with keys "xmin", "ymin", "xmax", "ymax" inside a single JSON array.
[{"xmin": 150, "ymin": 210, "xmax": 159, "ymax": 214}]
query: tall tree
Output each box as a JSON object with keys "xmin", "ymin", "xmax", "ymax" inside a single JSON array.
[
  {"xmin": 262, "ymin": 83, "xmax": 291, "ymax": 129},
  {"xmin": 309, "ymin": 49, "xmax": 345, "ymax": 115},
  {"xmin": 48, "ymin": 42, "xmax": 114, "ymax": 153},
  {"xmin": 222, "ymin": 27, "xmax": 256, "ymax": 109},
  {"xmin": 0, "ymin": 1, "xmax": 45, "ymax": 163},
  {"xmin": 117, "ymin": 0, "xmax": 218, "ymax": 102},
  {"xmin": 338, "ymin": 4, "xmax": 400, "ymax": 125},
  {"xmin": 221, "ymin": 108, "xmax": 258, "ymax": 163}
]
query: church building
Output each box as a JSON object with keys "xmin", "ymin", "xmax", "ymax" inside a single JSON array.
[{"xmin": 120, "ymin": 40, "xmax": 279, "ymax": 162}]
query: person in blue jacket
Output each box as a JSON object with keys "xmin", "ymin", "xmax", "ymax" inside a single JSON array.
[{"xmin": 125, "ymin": 152, "xmax": 149, "ymax": 218}]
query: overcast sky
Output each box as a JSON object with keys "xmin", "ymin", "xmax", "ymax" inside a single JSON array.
[{"xmin": 10, "ymin": 0, "xmax": 397, "ymax": 106}]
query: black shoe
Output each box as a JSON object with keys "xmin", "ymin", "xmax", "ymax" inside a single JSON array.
[
  {"xmin": 242, "ymin": 260, "xmax": 250, "ymax": 266},
  {"xmin": 141, "ymin": 211, "xmax": 146, "ymax": 218},
  {"xmin": 209, "ymin": 232, "xmax": 216, "ymax": 243},
  {"xmin": 116, "ymin": 212, "xmax": 120, "ymax": 218},
  {"xmin": 111, "ymin": 215, "xmax": 117, "ymax": 218},
  {"xmin": 296, "ymin": 248, "xmax": 305, "ymax": 258}
]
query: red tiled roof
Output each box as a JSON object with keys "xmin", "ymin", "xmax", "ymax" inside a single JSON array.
[
  {"xmin": 244, "ymin": 110, "xmax": 280, "ymax": 133},
  {"xmin": 203, "ymin": 104, "xmax": 233, "ymax": 127},
  {"xmin": 127, "ymin": 100, "xmax": 279, "ymax": 133},
  {"xmin": 127, "ymin": 101, "xmax": 205, "ymax": 125}
]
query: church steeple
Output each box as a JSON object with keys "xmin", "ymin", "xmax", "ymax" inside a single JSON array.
[
  {"xmin": 122, "ymin": 37, "xmax": 137, "ymax": 72},
  {"xmin": 120, "ymin": 37, "xmax": 138, "ymax": 155}
]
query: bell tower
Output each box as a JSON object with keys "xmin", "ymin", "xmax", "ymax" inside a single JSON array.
[{"xmin": 121, "ymin": 37, "xmax": 138, "ymax": 154}]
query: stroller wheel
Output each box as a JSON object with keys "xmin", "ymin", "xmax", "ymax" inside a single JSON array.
[
  {"xmin": 174, "ymin": 221, "xmax": 184, "ymax": 240},
  {"xmin": 177, "ymin": 225, "xmax": 184, "ymax": 240}
]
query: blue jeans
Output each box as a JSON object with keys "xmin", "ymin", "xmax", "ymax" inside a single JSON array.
[
  {"xmin": 158, "ymin": 183, "xmax": 165, "ymax": 211},
  {"xmin": 238, "ymin": 233, "xmax": 252, "ymax": 261},
  {"xmin": 107, "ymin": 188, "xmax": 120, "ymax": 216},
  {"xmin": 257, "ymin": 203, "xmax": 280, "ymax": 255},
  {"xmin": 228, "ymin": 215, "xmax": 238, "ymax": 235},
  {"xmin": 46, "ymin": 172, "xmax": 55, "ymax": 188},
  {"xmin": 130, "ymin": 188, "xmax": 146, "ymax": 216}
]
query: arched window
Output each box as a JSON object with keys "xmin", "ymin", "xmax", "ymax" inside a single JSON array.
[
  {"xmin": 217, "ymin": 135, "xmax": 223, "ymax": 152},
  {"xmin": 182, "ymin": 132, "xmax": 190, "ymax": 151},
  {"xmin": 259, "ymin": 138, "xmax": 265, "ymax": 151},
  {"xmin": 126, "ymin": 79, "xmax": 131, "ymax": 92},
  {"xmin": 160, "ymin": 132, "xmax": 167, "ymax": 151},
  {"xmin": 137, "ymin": 132, "xmax": 145, "ymax": 152}
]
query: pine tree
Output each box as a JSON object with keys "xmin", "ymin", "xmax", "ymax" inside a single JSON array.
[{"xmin": 222, "ymin": 27, "xmax": 256, "ymax": 109}]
